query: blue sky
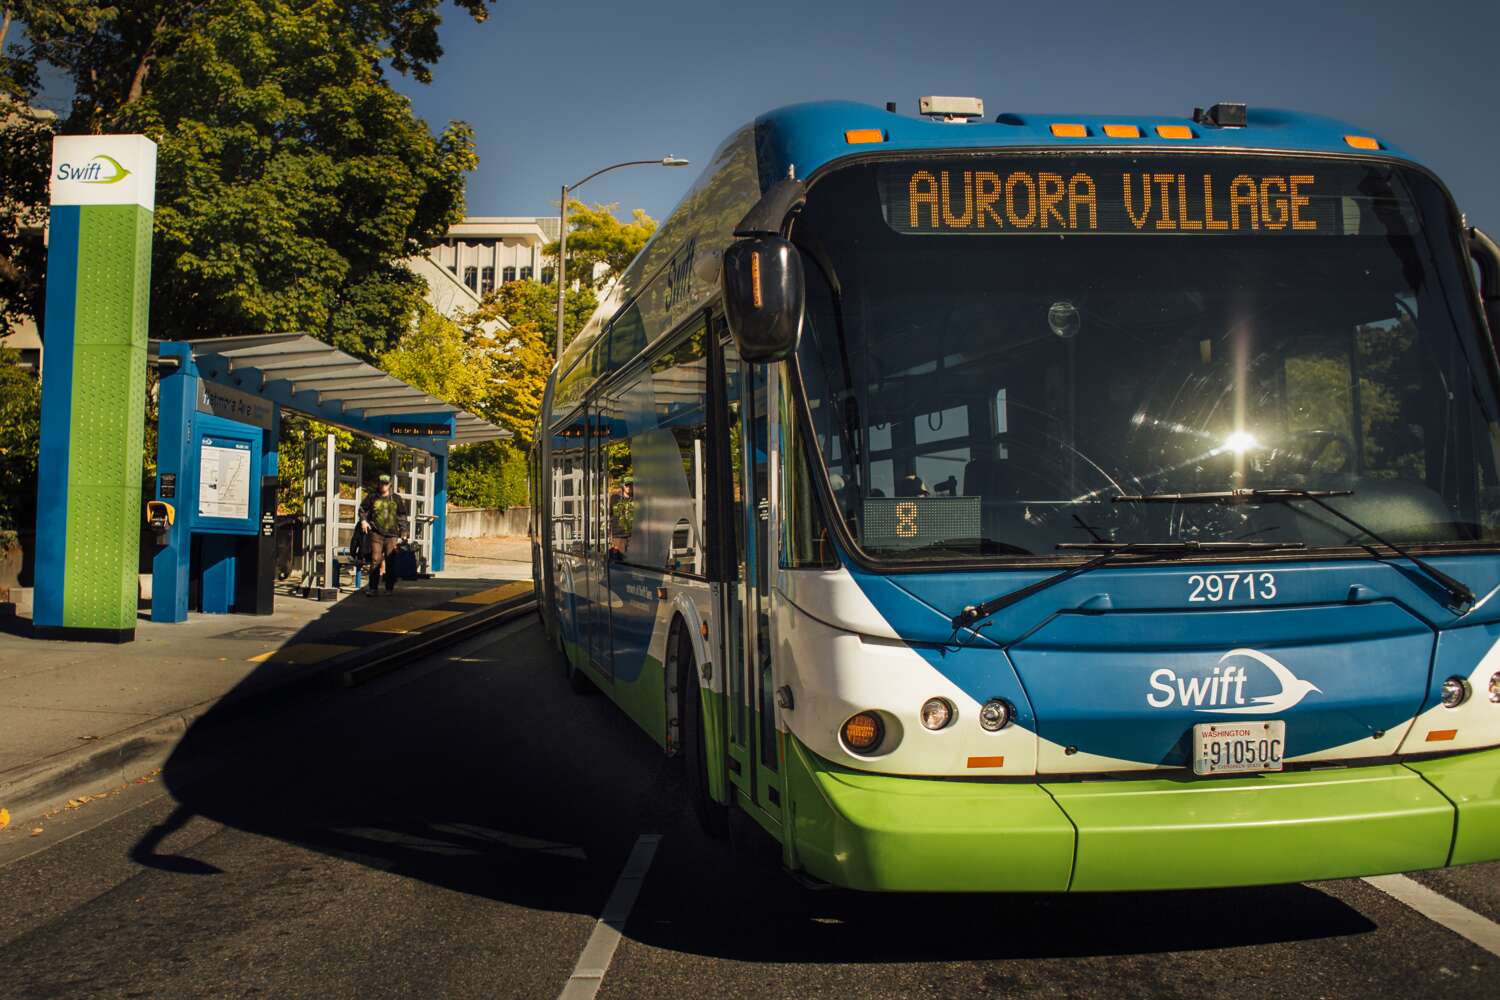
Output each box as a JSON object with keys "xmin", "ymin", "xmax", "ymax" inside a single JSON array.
[{"xmin": 398, "ymin": 0, "xmax": 1500, "ymax": 231}]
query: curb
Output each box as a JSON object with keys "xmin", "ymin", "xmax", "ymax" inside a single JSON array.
[{"xmin": 0, "ymin": 593, "xmax": 537, "ymax": 828}]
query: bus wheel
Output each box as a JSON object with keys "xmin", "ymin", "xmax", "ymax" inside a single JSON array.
[
  {"xmin": 567, "ymin": 653, "xmax": 595, "ymax": 695},
  {"xmin": 676, "ymin": 625, "xmax": 728, "ymax": 839}
]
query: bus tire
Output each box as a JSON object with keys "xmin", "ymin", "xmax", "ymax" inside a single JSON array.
[
  {"xmin": 567, "ymin": 653, "xmax": 595, "ymax": 695},
  {"xmin": 676, "ymin": 624, "xmax": 728, "ymax": 839}
]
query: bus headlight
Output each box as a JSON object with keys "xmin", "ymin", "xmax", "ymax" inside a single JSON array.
[
  {"xmin": 979, "ymin": 699, "xmax": 1013, "ymax": 731},
  {"xmin": 919, "ymin": 697, "xmax": 953, "ymax": 731},
  {"xmin": 1489, "ymin": 671, "xmax": 1500, "ymax": 704},
  {"xmin": 1441, "ymin": 676, "xmax": 1470, "ymax": 709},
  {"xmin": 841, "ymin": 712, "xmax": 884, "ymax": 753}
]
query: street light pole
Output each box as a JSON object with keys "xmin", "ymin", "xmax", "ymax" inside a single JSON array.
[{"xmin": 553, "ymin": 156, "xmax": 690, "ymax": 364}]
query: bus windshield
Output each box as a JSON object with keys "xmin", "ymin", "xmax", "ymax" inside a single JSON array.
[{"xmin": 793, "ymin": 153, "xmax": 1500, "ymax": 563}]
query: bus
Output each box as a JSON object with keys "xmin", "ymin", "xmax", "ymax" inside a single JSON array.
[{"xmin": 531, "ymin": 98, "xmax": 1500, "ymax": 892}]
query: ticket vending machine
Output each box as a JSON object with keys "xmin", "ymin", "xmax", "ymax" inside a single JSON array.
[{"xmin": 151, "ymin": 342, "xmax": 279, "ymax": 622}]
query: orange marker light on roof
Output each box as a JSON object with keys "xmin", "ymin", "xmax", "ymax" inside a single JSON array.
[
  {"xmin": 1050, "ymin": 123, "xmax": 1088, "ymax": 138},
  {"xmin": 1344, "ymin": 134, "xmax": 1381, "ymax": 150},
  {"xmin": 1155, "ymin": 124, "xmax": 1194, "ymax": 140},
  {"xmin": 1103, "ymin": 124, "xmax": 1141, "ymax": 138},
  {"xmin": 844, "ymin": 128, "xmax": 885, "ymax": 144}
]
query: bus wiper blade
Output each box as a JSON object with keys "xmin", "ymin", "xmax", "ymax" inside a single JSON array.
[
  {"xmin": 950, "ymin": 540, "xmax": 1304, "ymax": 631},
  {"xmin": 1111, "ymin": 488, "xmax": 1352, "ymax": 504},
  {"xmin": 1112, "ymin": 487, "xmax": 1475, "ymax": 610},
  {"xmin": 1055, "ymin": 540, "xmax": 1306, "ymax": 552}
]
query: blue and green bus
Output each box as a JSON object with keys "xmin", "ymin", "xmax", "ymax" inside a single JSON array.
[{"xmin": 531, "ymin": 98, "xmax": 1500, "ymax": 891}]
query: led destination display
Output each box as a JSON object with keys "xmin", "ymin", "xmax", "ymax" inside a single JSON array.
[{"xmin": 878, "ymin": 156, "xmax": 1418, "ymax": 236}]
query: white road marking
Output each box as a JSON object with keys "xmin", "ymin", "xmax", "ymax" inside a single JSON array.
[
  {"xmin": 1364, "ymin": 874, "xmax": 1500, "ymax": 958},
  {"xmin": 558, "ymin": 834, "xmax": 662, "ymax": 1000}
]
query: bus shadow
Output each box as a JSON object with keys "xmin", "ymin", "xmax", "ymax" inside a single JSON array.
[
  {"xmin": 131, "ymin": 612, "xmax": 1377, "ymax": 966},
  {"xmin": 631, "ymin": 847, "xmax": 1377, "ymax": 963}
]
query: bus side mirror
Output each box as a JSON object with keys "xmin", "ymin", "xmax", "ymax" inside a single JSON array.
[{"xmin": 722, "ymin": 236, "xmax": 804, "ymax": 363}]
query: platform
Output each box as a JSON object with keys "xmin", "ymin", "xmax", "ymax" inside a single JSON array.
[{"xmin": 0, "ymin": 566, "xmax": 533, "ymax": 824}]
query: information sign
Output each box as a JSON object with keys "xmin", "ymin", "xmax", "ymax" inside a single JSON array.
[{"xmin": 198, "ymin": 436, "xmax": 252, "ymax": 520}]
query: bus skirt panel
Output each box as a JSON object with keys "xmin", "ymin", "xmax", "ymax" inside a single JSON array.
[{"xmin": 784, "ymin": 738, "xmax": 1500, "ymax": 892}]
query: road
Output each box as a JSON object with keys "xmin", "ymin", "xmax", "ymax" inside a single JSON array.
[{"xmin": 1, "ymin": 616, "xmax": 1497, "ymax": 999}]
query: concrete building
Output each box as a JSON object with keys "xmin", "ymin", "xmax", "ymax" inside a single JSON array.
[{"xmin": 413, "ymin": 216, "xmax": 559, "ymax": 316}]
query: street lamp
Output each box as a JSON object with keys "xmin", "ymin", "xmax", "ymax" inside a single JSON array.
[{"xmin": 554, "ymin": 156, "xmax": 690, "ymax": 363}]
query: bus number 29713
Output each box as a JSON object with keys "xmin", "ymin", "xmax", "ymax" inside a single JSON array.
[{"xmin": 1187, "ymin": 572, "xmax": 1277, "ymax": 603}]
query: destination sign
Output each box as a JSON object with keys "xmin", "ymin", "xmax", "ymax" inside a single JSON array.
[
  {"xmin": 389, "ymin": 421, "xmax": 452, "ymax": 438},
  {"xmin": 878, "ymin": 157, "xmax": 1417, "ymax": 237}
]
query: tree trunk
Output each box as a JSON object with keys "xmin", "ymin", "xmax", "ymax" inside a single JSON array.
[{"xmin": 124, "ymin": 17, "xmax": 169, "ymax": 107}]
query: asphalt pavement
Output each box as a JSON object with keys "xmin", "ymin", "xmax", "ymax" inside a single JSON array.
[{"xmin": 1, "ymin": 615, "xmax": 1497, "ymax": 999}]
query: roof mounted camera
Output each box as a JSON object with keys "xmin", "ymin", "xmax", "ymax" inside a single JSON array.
[
  {"xmin": 919, "ymin": 95, "xmax": 984, "ymax": 122},
  {"xmin": 1193, "ymin": 102, "xmax": 1248, "ymax": 128}
]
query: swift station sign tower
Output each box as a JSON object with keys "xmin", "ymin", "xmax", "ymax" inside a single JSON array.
[{"xmin": 32, "ymin": 135, "xmax": 157, "ymax": 642}]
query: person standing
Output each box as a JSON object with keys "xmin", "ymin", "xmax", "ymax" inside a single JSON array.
[{"xmin": 358, "ymin": 474, "xmax": 407, "ymax": 596}]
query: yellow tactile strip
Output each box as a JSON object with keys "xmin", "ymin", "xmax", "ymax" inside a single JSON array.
[
  {"xmin": 244, "ymin": 579, "xmax": 531, "ymax": 663},
  {"xmin": 452, "ymin": 581, "xmax": 532, "ymax": 606},
  {"xmin": 355, "ymin": 608, "xmax": 462, "ymax": 635},
  {"xmin": 248, "ymin": 643, "xmax": 356, "ymax": 665}
]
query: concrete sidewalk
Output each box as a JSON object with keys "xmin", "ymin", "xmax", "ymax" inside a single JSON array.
[{"xmin": 0, "ymin": 547, "xmax": 534, "ymax": 830}]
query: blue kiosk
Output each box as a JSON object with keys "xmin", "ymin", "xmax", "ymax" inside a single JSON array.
[{"xmin": 148, "ymin": 334, "xmax": 507, "ymax": 622}]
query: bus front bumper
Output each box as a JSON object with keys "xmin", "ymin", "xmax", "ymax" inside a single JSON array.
[{"xmin": 783, "ymin": 738, "xmax": 1500, "ymax": 892}]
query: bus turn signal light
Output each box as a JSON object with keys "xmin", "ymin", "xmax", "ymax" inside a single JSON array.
[
  {"xmin": 1344, "ymin": 135, "xmax": 1381, "ymax": 150},
  {"xmin": 967, "ymin": 756, "xmax": 1005, "ymax": 768},
  {"xmin": 841, "ymin": 712, "xmax": 883, "ymax": 752},
  {"xmin": 844, "ymin": 129, "xmax": 885, "ymax": 144}
]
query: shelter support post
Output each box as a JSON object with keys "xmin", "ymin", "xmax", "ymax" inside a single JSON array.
[{"xmin": 431, "ymin": 451, "xmax": 447, "ymax": 573}]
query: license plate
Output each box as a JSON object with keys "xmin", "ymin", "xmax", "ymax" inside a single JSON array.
[{"xmin": 1192, "ymin": 721, "xmax": 1286, "ymax": 775}]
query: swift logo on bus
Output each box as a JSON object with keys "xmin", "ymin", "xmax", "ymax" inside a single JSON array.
[{"xmin": 1146, "ymin": 648, "xmax": 1321, "ymax": 714}]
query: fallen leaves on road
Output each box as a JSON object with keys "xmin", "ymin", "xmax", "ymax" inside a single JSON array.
[
  {"xmin": 29, "ymin": 826, "xmax": 43, "ymax": 837},
  {"xmin": 0, "ymin": 807, "xmax": 9, "ymax": 831}
]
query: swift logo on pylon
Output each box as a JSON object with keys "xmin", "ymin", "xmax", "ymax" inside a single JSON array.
[
  {"xmin": 55, "ymin": 154, "xmax": 132, "ymax": 185},
  {"xmin": 1146, "ymin": 648, "xmax": 1321, "ymax": 714}
]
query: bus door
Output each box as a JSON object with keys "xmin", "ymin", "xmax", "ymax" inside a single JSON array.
[
  {"xmin": 584, "ymin": 404, "xmax": 613, "ymax": 676},
  {"xmin": 720, "ymin": 338, "xmax": 782, "ymax": 819}
]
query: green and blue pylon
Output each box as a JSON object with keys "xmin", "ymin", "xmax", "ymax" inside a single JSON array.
[{"xmin": 32, "ymin": 135, "xmax": 157, "ymax": 642}]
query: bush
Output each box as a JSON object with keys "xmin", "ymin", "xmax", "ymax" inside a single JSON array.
[
  {"xmin": 448, "ymin": 439, "xmax": 528, "ymax": 509},
  {"xmin": 0, "ymin": 349, "xmax": 40, "ymax": 537}
]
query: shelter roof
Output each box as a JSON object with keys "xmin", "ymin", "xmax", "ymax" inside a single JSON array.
[{"xmin": 148, "ymin": 333, "xmax": 509, "ymax": 446}]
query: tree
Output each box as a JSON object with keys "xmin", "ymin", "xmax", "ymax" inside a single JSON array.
[
  {"xmin": 483, "ymin": 321, "xmax": 550, "ymax": 445},
  {"xmin": 543, "ymin": 200, "xmax": 656, "ymax": 290},
  {"xmin": 23, "ymin": 0, "xmax": 491, "ymax": 359},
  {"xmin": 379, "ymin": 303, "xmax": 488, "ymax": 412},
  {"xmin": 468, "ymin": 277, "xmax": 595, "ymax": 355}
]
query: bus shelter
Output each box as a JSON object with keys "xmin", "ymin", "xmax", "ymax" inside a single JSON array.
[{"xmin": 147, "ymin": 334, "xmax": 507, "ymax": 622}]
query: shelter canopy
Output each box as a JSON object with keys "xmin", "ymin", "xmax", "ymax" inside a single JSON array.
[{"xmin": 148, "ymin": 333, "xmax": 508, "ymax": 446}]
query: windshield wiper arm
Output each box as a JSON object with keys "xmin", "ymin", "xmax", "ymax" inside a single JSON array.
[
  {"xmin": 950, "ymin": 540, "xmax": 1305, "ymax": 631},
  {"xmin": 1112, "ymin": 487, "xmax": 1475, "ymax": 610}
]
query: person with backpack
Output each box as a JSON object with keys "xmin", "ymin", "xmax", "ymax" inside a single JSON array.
[{"xmin": 358, "ymin": 474, "xmax": 408, "ymax": 596}]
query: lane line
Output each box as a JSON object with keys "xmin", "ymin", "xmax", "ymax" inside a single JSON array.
[
  {"xmin": 558, "ymin": 834, "xmax": 662, "ymax": 1000},
  {"xmin": 1363, "ymin": 874, "xmax": 1500, "ymax": 958}
]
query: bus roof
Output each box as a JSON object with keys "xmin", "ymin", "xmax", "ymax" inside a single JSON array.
[
  {"xmin": 753, "ymin": 100, "xmax": 1410, "ymax": 182},
  {"xmin": 551, "ymin": 100, "xmax": 1417, "ymax": 404}
]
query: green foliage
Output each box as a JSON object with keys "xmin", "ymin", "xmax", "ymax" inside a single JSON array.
[
  {"xmin": 20, "ymin": 0, "xmax": 491, "ymax": 359},
  {"xmin": 0, "ymin": 347, "xmax": 40, "ymax": 534},
  {"xmin": 448, "ymin": 439, "xmax": 526, "ymax": 510},
  {"xmin": 480, "ymin": 321, "xmax": 550, "ymax": 446},
  {"xmin": 543, "ymin": 200, "xmax": 656, "ymax": 290},
  {"xmin": 469, "ymin": 277, "xmax": 594, "ymax": 355},
  {"xmin": 379, "ymin": 304, "xmax": 488, "ymax": 411}
]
